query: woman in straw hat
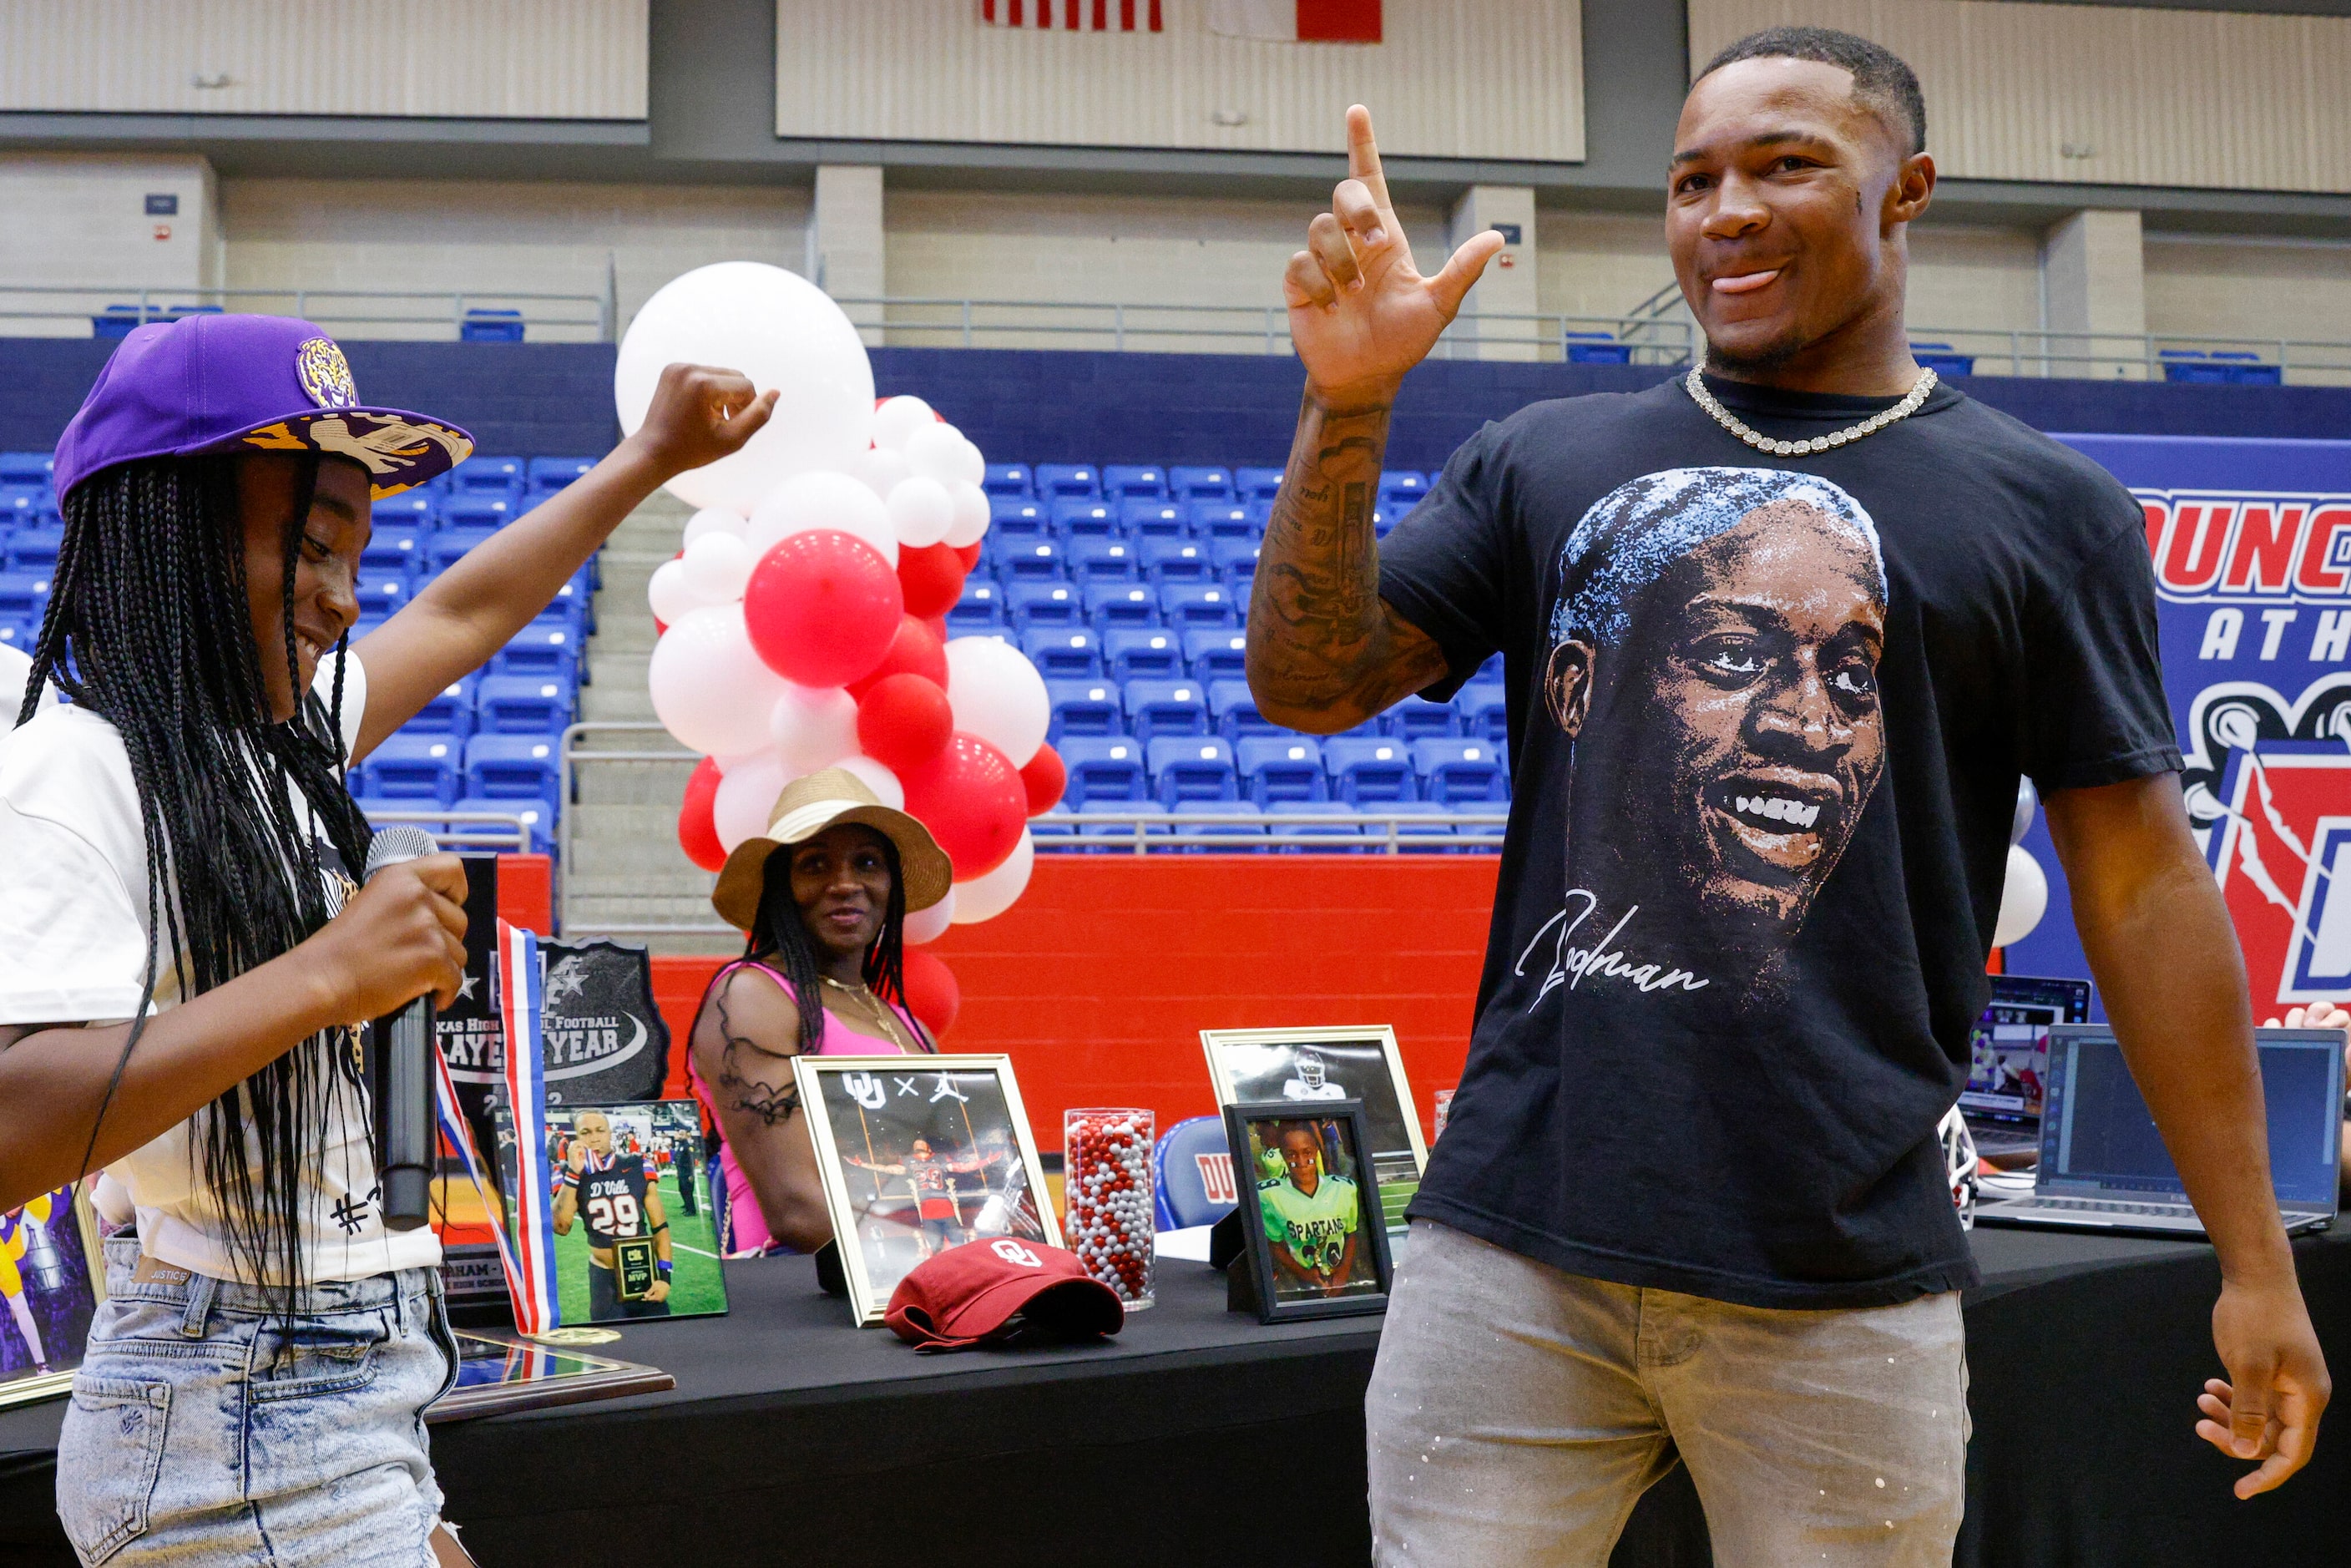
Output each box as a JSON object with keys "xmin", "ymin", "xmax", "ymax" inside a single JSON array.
[{"xmin": 689, "ymin": 766, "xmax": 955, "ymax": 1255}]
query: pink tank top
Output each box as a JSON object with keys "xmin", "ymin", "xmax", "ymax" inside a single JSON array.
[{"xmin": 687, "ymin": 960, "xmax": 931, "ymax": 1254}]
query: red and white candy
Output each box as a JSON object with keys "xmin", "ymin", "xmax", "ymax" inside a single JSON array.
[{"xmin": 1063, "ymin": 1108, "xmax": 1155, "ymax": 1310}]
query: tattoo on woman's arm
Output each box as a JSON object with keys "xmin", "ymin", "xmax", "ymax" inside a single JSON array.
[{"xmin": 713, "ymin": 988, "xmax": 801, "ymax": 1127}]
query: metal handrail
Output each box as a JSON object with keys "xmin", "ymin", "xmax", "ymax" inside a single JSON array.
[{"xmin": 0, "ymin": 281, "xmax": 615, "ymax": 341}]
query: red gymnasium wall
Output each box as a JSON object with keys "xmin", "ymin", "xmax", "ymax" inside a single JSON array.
[{"xmin": 650, "ymin": 855, "xmax": 1499, "ymax": 1151}]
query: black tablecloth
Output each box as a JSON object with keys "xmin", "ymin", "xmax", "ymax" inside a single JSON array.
[{"xmin": 5, "ymin": 1228, "xmax": 2348, "ymax": 1565}]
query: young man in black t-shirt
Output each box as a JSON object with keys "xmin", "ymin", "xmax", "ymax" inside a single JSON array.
[
  {"xmin": 552, "ymin": 1110, "xmax": 674, "ymax": 1320},
  {"xmin": 1251, "ymin": 27, "xmax": 2329, "ymax": 1564}
]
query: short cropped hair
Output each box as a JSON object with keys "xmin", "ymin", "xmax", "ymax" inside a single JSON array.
[
  {"xmin": 1550, "ymin": 467, "xmax": 1886, "ymax": 650},
  {"xmin": 1698, "ymin": 25, "xmax": 1927, "ymax": 157}
]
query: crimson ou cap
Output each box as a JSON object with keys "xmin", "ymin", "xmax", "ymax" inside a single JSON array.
[
  {"xmin": 884, "ymin": 1237, "xmax": 1125, "ymax": 1352},
  {"xmin": 53, "ymin": 313, "xmax": 474, "ymax": 503}
]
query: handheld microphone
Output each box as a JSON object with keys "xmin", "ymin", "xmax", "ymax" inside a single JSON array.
[{"xmin": 364, "ymin": 827, "xmax": 445, "ymax": 1232}]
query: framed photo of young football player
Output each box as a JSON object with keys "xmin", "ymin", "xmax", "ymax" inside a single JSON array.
[
  {"xmin": 0, "ymin": 1180, "xmax": 108, "ymax": 1411},
  {"xmin": 1201, "ymin": 1026, "xmax": 1426, "ymax": 1236},
  {"xmin": 793, "ymin": 1055, "xmax": 1061, "ymax": 1328},
  {"xmin": 1222, "ymin": 1100, "xmax": 1393, "ymax": 1324},
  {"xmin": 536, "ymin": 1100, "xmax": 728, "ymax": 1326}
]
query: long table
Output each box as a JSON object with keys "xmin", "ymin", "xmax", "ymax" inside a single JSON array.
[{"xmin": 5, "ymin": 1227, "xmax": 2348, "ymax": 1565}]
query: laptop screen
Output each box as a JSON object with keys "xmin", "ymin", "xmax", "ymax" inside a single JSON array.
[
  {"xmin": 1959, "ymin": 974, "xmax": 2093, "ymax": 1121},
  {"xmin": 2044, "ymin": 1028, "xmax": 2344, "ymax": 1208}
]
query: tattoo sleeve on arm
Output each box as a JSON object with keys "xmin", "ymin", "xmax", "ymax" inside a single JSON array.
[
  {"xmin": 1246, "ymin": 389, "xmax": 1448, "ymax": 734},
  {"xmin": 712, "ymin": 986, "xmax": 801, "ymax": 1128}
]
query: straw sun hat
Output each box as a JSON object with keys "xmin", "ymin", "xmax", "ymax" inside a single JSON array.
[{"xmin": 710, "ymin": 766, "xmax": 954, "ymax": 932}]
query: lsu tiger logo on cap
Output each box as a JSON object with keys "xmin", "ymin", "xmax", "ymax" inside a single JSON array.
[{"xmin": 295, "ymin": 336, "xmax": 358, "ymax": 410}]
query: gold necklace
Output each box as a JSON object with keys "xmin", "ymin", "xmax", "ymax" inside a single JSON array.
[
  {"xmin": 1684, "ymin": 365, "xmax": 1936, "ymax": 457},
  {"xmin": 821, "ymin": 974, "xmax": 915, "ymax": 1051}
]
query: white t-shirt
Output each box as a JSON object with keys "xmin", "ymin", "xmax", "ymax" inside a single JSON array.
[
  {"xmin": 0, "ymin": 650, "xmax": 441, "ymax": 1283},
  {"xmin": 0, "ymin": 643, "xmax": 58, "ymax": 744}
]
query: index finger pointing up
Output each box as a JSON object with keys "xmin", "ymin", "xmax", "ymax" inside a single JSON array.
[{"xmin": 1345, "ymin": 104, "xmax": 1395, "ymax": 219}]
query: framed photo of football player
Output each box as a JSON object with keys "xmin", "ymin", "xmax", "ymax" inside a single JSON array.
[
  {"xmin": 1201, "ymin": 1026, "xmax": 1426, "ymax": 1235},
  {"xmin": 0, "ymin": 1180, "xmax": 108, "ymax": 1411},
  {"xmin": 793, "ymin": 1055, "xmax": 1060, "ymax": 1328},
  {"xmin": 1222, "ymin": 1100, "xmax": 1393, "ymax": 1324},
  {"xmin": 539, "ymin": 1100, "xmax": 727, "ymax": 1326}
]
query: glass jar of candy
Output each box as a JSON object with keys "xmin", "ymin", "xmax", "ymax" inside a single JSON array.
[{"xmin": 1063, "ymin": 1108, "xmax": 1155, "ymax": 1311}]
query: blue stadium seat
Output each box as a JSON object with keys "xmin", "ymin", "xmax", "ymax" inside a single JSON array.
[
  {"xmin": 526, "ymin": 457, "xmax": 596, "ymax": 501},
  {"xmin": 0, "ymin": 620, "xmax": 32, "ymax": 654},
  {"xmin": 1564, "ymin": 333, "xmax": 1633, "ymax": 366},
  {"xmin": 1211, "ymin": 537, "xmax": 1260, "ymax": 590},
  {"xmin": 452, "ymin": 455, "xmax": 525, "ymax": 501},
  {"xmin": 355, "ymin": 574, "xmax": 409, "ymax": 620},
  {"xmin": 464, "ymin": 734, "xmax": 560, "ymax": 811},
  {"xmin": 0, "ymin": 487, "xmax": 48, "ymax": 523},
  {"xmin": 999, "ymin": 539, "xmax": 1066, "ymax": 582},
  {"xmin": 1325, "ymin": 737, "xmax": 1417, "ymax": 804},
  {"xmin": 1371, "ymin": 504, "xmax": 1397, "ymax": 539},
  {"xmin": 1152, "ymin": 1115, "xmax": 1239, "ymax": 1231},
  {"xmin": 1161, "ymin": 582, "xmax": 1237, "ymax": 629},
  {"xmin": 443, "ymin": 497, "xmax": 514, "ymax": 533},
  {"xmin": 7, "ymin": 526, "xmax": 63, "ymax": 571},
  {"xmin": 1208, "ymin": 678, "xmax": 1280, "ymax": 741},
  {"xmin": 1065, "ymin": 536, "xmax": 1141, "ymax": 584},
  {"xmin": 1267, "ymin": 798, "xmax": 1363, "ymax": 850},
  {"xmin": 489, "ymin": 623, "xmax": 578, "ymax": 678},
  {"xmin": 1060, "ymin": 735, "xmax": 1149, "ymax": 806},
  {"xmin": 1119, "ymin": 499, "xmax": 1187, "ymax": 539},
  {"xmin": 1049, "ymin": 498, "xmax": 1117, "ymax": 539},
  {"xmin": 1383, "ymin": 694, "xmax": 1459, "ymax": 741},
  {"xmin": 0, "ymin": 452, "xmax": 53, "ymax": 488},
  {"xmin": 948, "ymin": 579, "xmax": 1005, "ymax": 633},
  {"xmin": 1022, "ymin": 627, "xmax": 1101, "ymax": 680},
  {"xmin": 1457, "ymin": 680, "xmax": 1508, "ymax": 745},
  {"xmin": 1102, "ymin": 464, "xmax": 1166, "ymax": 499},
  {"xmin": 1189, "ymin": 501, "xmax": 1256, "ymax": 540},
  {"xmin": 1149, "ymin": 736, "xmax": 1238, "ymax": 807},
  {"xmin": 1125, "ymin": 678, "xmax": 1210, "ymax": 741},
  {"xmin": 549, "ymin": 566, "xmax": 594, "ymax": 637},
  {"xmin": 1007, "ymin": 580, "xmax": 1084, "ymax": 630},
  {"xmin": 983, "ymin": 463, "xmax": 1034, "ymax": 498},
  {"xmin": 1414, "ymin": 739, "xmax": 1509, "ymax": 805},
  {"xmin": 1376, "ymin": 799, "xmax": 1459, "ymax": 852},
  {"xmin": 373, "ymin": 491, "xmax": 437, "ymax": 529},
  {"xmin": 406, "ymin": 677, "xmax": 477, "ymax": 739},
  {"xmin": 1046, "ymin": 679, "xmax": 1124, "ymax": 743},
  {"xmin": 361, "ymin": 524, "xmax": 428, "ymax": 583},
  {"xmin": 1034, "ymin": 463, "xmax": 1100, "ymax": 498},
  {"xmin": 1140, "ymin": 537, "xmax": 1213, "ymax": 585},
  {"xmin": 1238, "ymin": 736, "xmax": 1326, "ymax": 805},
  {"xmin": 1378, "ymin": 470, "xmax": 1428, "ymax": 510},
  {"xmin": 362, "ymin": 733, "xmax": 462, "ymax": 806},
  {"xmin": 1234, "ymin": 467, "xmax": 1283, "ymax": 501},
  {"xmin": 989, "ymin": 498, "xmax": 1052, "ymax": 542},
  {"xmin": 449, "ymin": 795, "xmax": 554, "ymax": 855},
  {"xmin": 460, "ymin": 310, "xmax": 525, "ymax": 344},
  {"xmin": 1173, "ymin": 797, "xmax": 1263, "ymax": 851},
  {"xmin": 476, "ymin": 675, "xmax": 577, "ymax": 736},
  {"xmin": 1079, "ymin": 804, "xmax": 1171, "ymax": 850},
  {"xmin": 1103, "ymin": 627, "xmax": 1183, "ymax": 682},
  {"xmin": 1184, "ymin": 629, "xmax": 1249, "ymax": 680},
  {"xmin": 427, "ymin": 527, "xmax": 498, "ymax": 574},
  {"xmin": 1028, "ymin": 804, "xmax": 1078, "ymax": 845},
  {"xmin": 1085, "ymin": 581, "xmax": 1160, "ymax": 631},
  {"xmin": 1168, "ymin": 466, "xmax": 1232, "ymax": 503}
]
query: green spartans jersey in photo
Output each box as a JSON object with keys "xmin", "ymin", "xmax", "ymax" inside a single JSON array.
[{"xmin": 1259, "ymin": 1174, "xmax": 1361, "ymax": 1271}]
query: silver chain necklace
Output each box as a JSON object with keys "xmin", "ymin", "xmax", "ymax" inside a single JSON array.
[{"xmin": 1684, "ymin": 366, "xmax": 1937, "ymax": 458}]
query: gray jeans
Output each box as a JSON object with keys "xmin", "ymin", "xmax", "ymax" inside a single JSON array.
[{"xmin": 1367, "ymin": 1221, "xmax": 1969, "ymax": 1566}]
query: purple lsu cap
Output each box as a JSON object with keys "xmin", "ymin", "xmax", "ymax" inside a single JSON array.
[{"xmin": 53, "ymin": 313, "xmax": 474, "ymax": 503}]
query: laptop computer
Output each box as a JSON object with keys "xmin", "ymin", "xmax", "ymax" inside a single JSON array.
[
  {"xmin": 1974, "ymin": 1025, "xmax": 2343, "ymax": 1237},
  {"xmin": 1959, "ymin": 974, "xmax": 2094, "ymax": 1159}
]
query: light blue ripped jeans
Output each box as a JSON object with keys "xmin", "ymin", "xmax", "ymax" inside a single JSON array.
[{"xmin": 55, "ymin": 1237, "xmax": 458, "ymax": 1567}]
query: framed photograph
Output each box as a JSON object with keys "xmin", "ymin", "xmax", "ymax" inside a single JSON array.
[
  {"xmin": 0, "ymin": 1181, "xmax": 107, "ymax": 1411},
  {"xmin": 506, "ymin": 1099, "xmax": 730, "ymax": 1327},
  {"xmin": 793, "ymin": 1055, "xmax": 1061, "ymax": 1328},
  {"xmin": 1221, "ymin": 1100, "xmax": 1393, "ymax": 1323},
  {"xmin": 426, "ymin": 1330, "xmax": 675, "ymax": 1424},
  {"xmin": 1201, "ymin": 1026, "xmax": 1427, "ymax": 1234}
]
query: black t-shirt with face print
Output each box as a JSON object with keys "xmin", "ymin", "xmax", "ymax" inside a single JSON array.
[{"xmin": 1378, "ymin": 372, "xmax": 2178, "ymax": 1308}]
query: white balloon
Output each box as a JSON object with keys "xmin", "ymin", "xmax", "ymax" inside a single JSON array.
[
  {"xmin": 952, "ymin": 435, "xmax": 987, "ymax": 487},
  {"xmin": 951, "ymin": 829, "xmax": 1034, "ymax": 923},
  {"xmin": 887, "ymin": 476, "xmax": 956, "ymax": 549},
  {"xmin": 872, "ymin": 395, "xmax": 936, "ymax": 452},
  {"xmin": 833, "ymin": 753, "xmax": 905, "ymax": 811},
  {"xmin": 746, "ymin": 469, "xmax": 898, "ymax": 569},
  {"xmin": 903, "ymin": 886, "xmax": 956, "ymax": 944},
  {"xmin": 1993, "ymin": 844, "xmax": 2050, "ymax": 948},
  {"xmin": 943, "ymin": 480, "xmax": 991, "ymax": 549},
  {"xmin": 903, "ymin": 422, "xmax": 969, "ymax": 487},
  {"xmin": 712, "ymin": 751, "xmax": 788, "ymax": 852},
  {"xmin": 614, "ymin": 261, "xmax": 875, "ymax": 511},
  {"xmin": 711, "ymin": 746, "xmax": 769, "ymax": 776},
  {"xmin": 770, "ymin": 683, "xmax": 860, "ymax": 774},
  {"xmin": 681, "ymin": 507, "xmax": 747, "ymax": 548},
  {"xmin": 646, "ymin": 558, "xmax": 711, "ymax": 627},
  {"xmin": 856, "ymin": 444, "xmax": 913, "ymax": 500},
  {"xmin": 943, "ymin": 635, "xmax": 1049, "ymax": 766},
  {"xmin": 646, "ymin": 603, "xmax": 790, "ymax": 756},
  {"xmin": 680, "ymin": 531, "xmax": 753, "ymax": 604}
]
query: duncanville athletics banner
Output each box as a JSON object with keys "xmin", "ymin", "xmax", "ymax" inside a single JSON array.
[{"xmin": 2006, "ymin": 435, "xmax": 2351, "ymax": 1014}]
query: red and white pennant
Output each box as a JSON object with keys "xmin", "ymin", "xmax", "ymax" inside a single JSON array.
[{"xmin": 981, "ymin": 0, "xmax": 1163, "ymax": 28}]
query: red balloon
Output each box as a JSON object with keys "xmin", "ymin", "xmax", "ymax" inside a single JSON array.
[
  {"xmin": 923, "ymin": 614, "xmax": 949, "ymax": 645},
  {"xmin": 897, "ymin": 542, "xmax": 967, "ymax": 620},
  {"xmin": 1019, "ymin": 742, "xmax": 1065, "ymax": 815},
  {"xmin": 901, "ymin": 950, "xmax": 961, "ymax": 1040},
  {"xmin": 901, "ymin": 732, "xmax": 1028, "ymax": 880},
  {"xmin": 847, "ymin": 615, "xmax": 948, "ymax": 700},
  {"xmin": 857, "ymin": 675, "xmax": 953, "ymax": 773},
  {"xmin": 741, "ymin": 529, "xmax": 902, "ymax": 689},
  {"xmin": 953, "ymin": 542, "xmax": 983, "ymax": 573},
  {"xmin": 678, "ymin": 756, "xmax": 726, "ymax": 872}
]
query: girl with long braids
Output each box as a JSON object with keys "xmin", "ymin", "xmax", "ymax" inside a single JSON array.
[
  {"xmin": 0, "ymin": 313, "xmax": 771, "ymax": 1566},
  {"xmin": 687, "ymin": 767, "xmax": 954, "ymax": 1254}
]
